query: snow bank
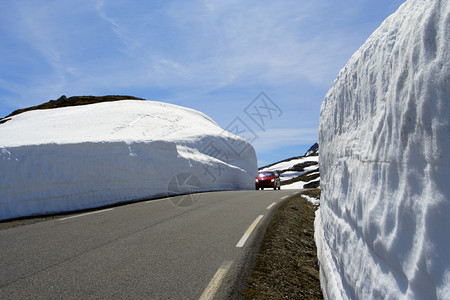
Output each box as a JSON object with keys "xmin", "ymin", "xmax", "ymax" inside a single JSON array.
[
  {"xmin": 0, "ymin": 100, "xmax": 257, "ymax": 220},
  {"xmin": 283, "ymin": 181, "xmax": 306, "ymax": 190},
  {"xmin": 301, "ymin": 194, "xmax": 320, "ymax": 206},
  {"xmin": 317, "ymin": 1, "xmax": 450, "ymax": 299}
]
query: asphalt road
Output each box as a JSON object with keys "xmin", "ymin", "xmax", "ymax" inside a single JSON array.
[{"xmin": 0, "ymin": 189, "xmax": 304, "ymax": 299}]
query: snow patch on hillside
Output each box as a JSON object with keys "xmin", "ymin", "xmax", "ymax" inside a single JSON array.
[
  {"xmin": 260, "ymin": 155, "xmax": 319, "ymax": 189},
  {"xmin": 261, "ymin": 156, "xmax": 318, "ymax": 173},
  {"xmin": 0, "ymin": 100, "xmax": 257, "ymax": 220},
  {"xmin": 317, "ymin": 1, "xmax": 450, "ymax": 299}
]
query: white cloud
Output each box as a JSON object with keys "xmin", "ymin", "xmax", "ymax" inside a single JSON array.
[
  {"xmin": 84, "ymin": 0, "xmax": 371, "ymax": 90},
  {"xmin": 1, "ymin": 0, "xmax": 387, "ymax": 104}
]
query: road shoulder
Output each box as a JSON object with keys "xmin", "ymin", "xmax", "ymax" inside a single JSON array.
[{"xmin": 243, "ymin": 189, "xmax": 323, "ymax": 299}]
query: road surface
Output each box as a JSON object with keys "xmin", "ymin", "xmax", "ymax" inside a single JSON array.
[{"xmin": 0, "ymin": 190, "xmax": 304, "ymax": 299}]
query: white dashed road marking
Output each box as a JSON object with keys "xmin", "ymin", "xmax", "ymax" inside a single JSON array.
[
  {"xmin": 199, "ymin": 261, "xmax": 233, "ymax": 300},
  {"xmin": 236, "ymin": 215, "xmax": 264, "ymax": 248},
  {"xmin": 59, "ymin": 208, "xmax": 114, "ymax": 221},
  {"xmin": 266, "ymin": 202, "xmax": 277, "ymax": 210}
]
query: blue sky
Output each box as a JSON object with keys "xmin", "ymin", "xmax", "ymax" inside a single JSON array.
[{"xmin": 0, "ymin": 0, "xmax": 405, "ymax": 166}]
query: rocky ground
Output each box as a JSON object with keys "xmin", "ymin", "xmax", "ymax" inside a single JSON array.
[{"xmin": 243, "ymin": 189, "xmax": 323, "ymax": 299}]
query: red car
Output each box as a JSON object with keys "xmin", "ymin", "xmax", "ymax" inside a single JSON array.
[{"xmin": 255, "ymin": 171, "xmax": 281, "ymax": 190}]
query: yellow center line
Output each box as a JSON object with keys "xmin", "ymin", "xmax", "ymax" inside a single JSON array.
[
  {"xmin": 266, "ymin": 202, "xmax": 277, "ymax": 210},
  {"xmin": 236, "ymin": 215, "xmax": 264, "ymax": 248},
  {"xmin": 199, "ymin": 261, "xmax": 233, "ymax": 300}
]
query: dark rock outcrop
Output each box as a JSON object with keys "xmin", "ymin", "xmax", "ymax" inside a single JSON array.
[
  {"xmin": 304, "ymin": 142, "xmax": 319, "ymax": 156},
  {"xmin": 2, "ymin": 95, "xmax": 145, "ymax": 119}
]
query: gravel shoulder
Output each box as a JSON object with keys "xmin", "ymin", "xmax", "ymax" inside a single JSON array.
[{"xmin": 243, "ymin": 189, "xmax": 323, "ymax": 299}]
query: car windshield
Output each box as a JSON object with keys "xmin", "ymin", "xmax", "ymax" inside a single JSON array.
[{"xmin": 258, "ymin": 172, "xmax": 275, "ymax": 177}]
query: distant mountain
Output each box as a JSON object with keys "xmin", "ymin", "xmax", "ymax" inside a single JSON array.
[
  {"xmin": 304, "ymin": 142, "xmax": 319, "ymax": 156},
  {"xmin": 259, "ymin": 143, "xmax": 320, "ymax": 189}
]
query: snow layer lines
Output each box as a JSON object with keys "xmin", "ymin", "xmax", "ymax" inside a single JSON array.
[
  {"xmin": 317, "ymin": 1, "xmax": 449, "ymax": 299},
  {"xmin": 0, "ymin": 100, "xmax": 257, "ymax": 220}
]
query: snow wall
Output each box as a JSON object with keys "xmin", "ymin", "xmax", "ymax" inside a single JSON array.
[
  {"xmin": 0, "ymin": 100, "xmax": 257, "ymax": 220},
  {"xmin": 317, "ymin": 1, "xmax": 449, "ymax": 299}
]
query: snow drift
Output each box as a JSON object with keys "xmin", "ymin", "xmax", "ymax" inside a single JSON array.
[
  {"xmin": 0, "ymin": 100, "xmax": 257, "ymax": 220},
  {"xmin": 317, "ymin": 1, "xmax": 449, "ymax": 299}
]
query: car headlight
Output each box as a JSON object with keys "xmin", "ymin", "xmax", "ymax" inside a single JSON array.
[
  {"xmin": 255, "ymin": 179, "xmax": 259, "ymax": 182},
  {"xmin": 271, "ymin": 179, "xmax": 274, "ymax": 182}
]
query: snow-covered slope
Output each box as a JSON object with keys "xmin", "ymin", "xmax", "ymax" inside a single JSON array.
[
  {"xmin": 260, "ymin": 151, "xmax": 319, "ymax": 189},
  {"xmin": 0, "ymin": 100, "xmax": 257, "ymax": 220},
  {"xmin": 317, "ymin": 1, "xmax": 449, "ymax": 299}
]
